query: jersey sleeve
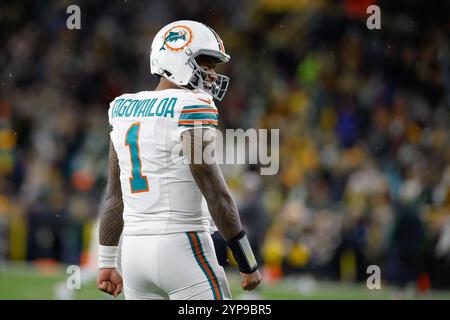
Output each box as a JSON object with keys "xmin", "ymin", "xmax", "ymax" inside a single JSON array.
[{"xmin": 176, "ymin": 93, "xmax": 219, "ymax": 137}]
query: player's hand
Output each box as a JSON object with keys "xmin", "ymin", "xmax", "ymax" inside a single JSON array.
[
  {"xmin": 97, "ymin": 268, "xmax": 123, "ymax": 298},
  {"xmin": 240, "ymin": 270, "xmax": 262, "ymax": 291}
]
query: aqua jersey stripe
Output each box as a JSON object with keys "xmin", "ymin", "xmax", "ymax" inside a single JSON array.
[
  {"xmin": 179, "ymin": 113, "xmax": 218, "ymax": 121},
  {"xmin": 186, "ymin": 232, "xmax": 222, "ymax": 300}
]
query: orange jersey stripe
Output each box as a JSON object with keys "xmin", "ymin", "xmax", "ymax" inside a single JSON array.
[
  {"xmin": 181, "ymin": 109, "xmax": 218, "ymax": 114},
  {"xmin": 178, "ymin": 120, "xmax": 218, "ymax": 124}
]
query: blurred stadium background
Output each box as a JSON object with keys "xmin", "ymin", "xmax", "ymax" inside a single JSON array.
[{"xmin": 1, "ymin": 0, "xmax": 450, "ymax": 299}]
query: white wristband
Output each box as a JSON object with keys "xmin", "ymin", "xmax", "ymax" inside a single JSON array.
[{"xmin": 98, "ymin": 245, "xmax": 118, "ymax": 269}]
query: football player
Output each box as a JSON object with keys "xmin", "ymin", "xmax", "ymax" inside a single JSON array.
[{"xmin": 96, "ymin": 20, "xmax": 261, "ymax": 300}]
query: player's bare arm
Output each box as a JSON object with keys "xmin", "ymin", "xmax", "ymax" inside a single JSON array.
[
  {"xmin": 96, "ymin": 140, "xmax": 124, "ymax": 297},
  {"xmin": 181, "ymin": 128, "xmax": 262, "ymax": 291},
  {"xmin": 99, "ymin": 140, "xmax": 123, "ymax": 246}
]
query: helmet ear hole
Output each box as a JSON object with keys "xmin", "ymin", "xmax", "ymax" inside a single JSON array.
[{"xmin": 190, "ymin": 74, "xmax": 199, "ymax": 86}]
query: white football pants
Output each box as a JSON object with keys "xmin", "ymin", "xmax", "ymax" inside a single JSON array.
[{"xmin": 121, "ymin": 231, "xmax": 232, "ymax": 300}]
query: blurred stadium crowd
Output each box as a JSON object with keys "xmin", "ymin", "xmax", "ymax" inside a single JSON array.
[{"xmin": 1, "ymin": 0, "xmax": 449, "ymax": 291}]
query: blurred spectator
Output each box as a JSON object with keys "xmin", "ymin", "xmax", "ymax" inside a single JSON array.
[{"xmin": 1, "ymin": 0, "xmax": 450, "ymax": 290}]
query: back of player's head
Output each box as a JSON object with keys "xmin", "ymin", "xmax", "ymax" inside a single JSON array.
[{"xmin": 150, "ymin": 20, "xmax": 230, "ymax": 101}]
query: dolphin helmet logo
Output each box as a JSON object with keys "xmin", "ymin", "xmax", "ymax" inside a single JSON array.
[{"xmin": 159, "ymin": 26, "xmax": 193, "ymax": 51}]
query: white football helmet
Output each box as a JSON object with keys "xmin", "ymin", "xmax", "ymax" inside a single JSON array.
[{"xmin": 150, "ymin": 20, "xmax": 230, "ymax": 101}]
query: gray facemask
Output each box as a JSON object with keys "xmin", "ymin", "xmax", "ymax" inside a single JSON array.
[{"xmin": 187, "ymin": 52, "xmax": 230, "ymax": 101}]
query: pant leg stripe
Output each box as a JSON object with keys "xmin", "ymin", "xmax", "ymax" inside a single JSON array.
[
  {"xmin": 186, "ymin": 232, "xmax": 222, "ymax": 300},
  {"xmin": 192, "ymin": 232, "xmax": 223, "ymax": 299}
]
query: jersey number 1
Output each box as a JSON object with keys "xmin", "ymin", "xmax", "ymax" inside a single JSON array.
[{"xmin": 125, "ymin": 123, "xmax": 149, "ymax": 193}]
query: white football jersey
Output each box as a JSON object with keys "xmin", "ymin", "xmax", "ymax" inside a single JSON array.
[{"xmin": 108, "ymin": 88, "xmax": 218, "ymax": 235}]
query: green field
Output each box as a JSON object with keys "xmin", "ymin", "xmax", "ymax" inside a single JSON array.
[{"xmin": 1, "ymin": 263, "xmax": 450, "ymax": 300}]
